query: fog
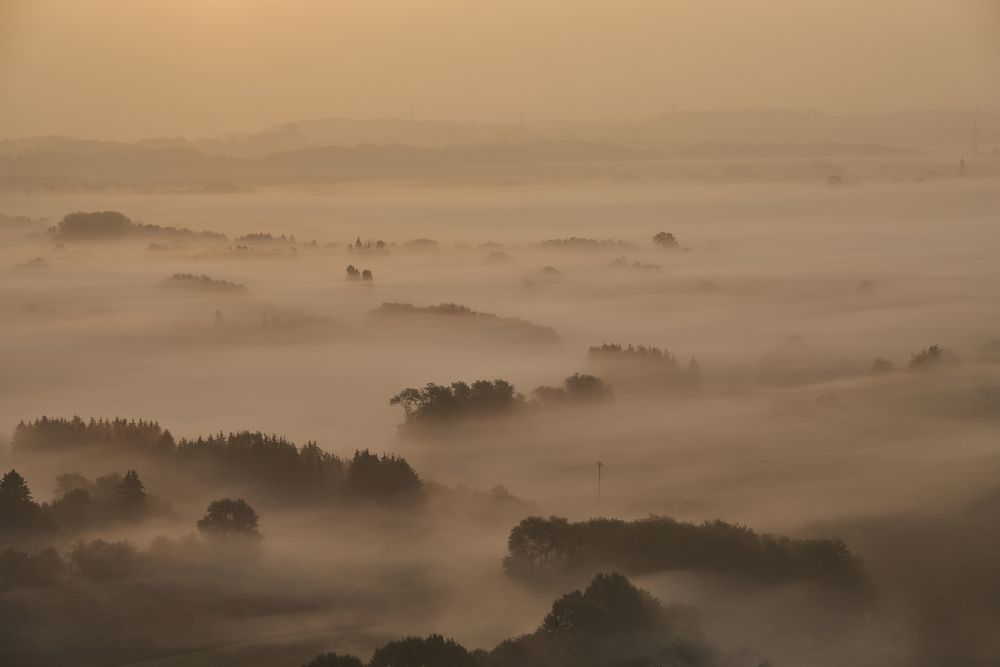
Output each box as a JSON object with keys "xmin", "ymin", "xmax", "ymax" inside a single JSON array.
[
  {"xmin": 3, "ymin": 3, "xmax": 1000, "ymax": 665},
  {"xmin": 2, "ymin": 175, "xmax": 1000, "ymax": 666}
]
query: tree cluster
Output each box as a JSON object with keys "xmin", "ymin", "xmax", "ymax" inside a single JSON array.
[
  {"xmin": 346, "ymin": 265, "xmax": 374, "ymax": 281},
  {"xmin": 391, "ymin": 380, "xmax": 524, "ymax": 427},
  {"xmin": 235, "ymin": 232, "xmax": 297, "ymax": 244},
  {"xmin": 370, "ymin": 302, "xmax": 560, "ymax": 344},
  {"xmin": 48, "ymin": 469, "xmax": 160, "ymax": 532},
  {"xmin": 348, "ymin": 237, "xmax": 387, "ymax": 252},
  {"xmin": 532, "ymin": 373, "xmax": 614, "ymax": 405},
  {"xmin": 908, "ymin": 345, "xmax": 944, "ymax": 370},
  {"xmin": 50, "ymin": 211, "xmax": 224, "ymax": 242},
  {"xmin": 588, "ymin": 343, "xmax": 700, "ymax": 393},
  {"xmin": 1, "ymin": 467, "xmax": 162, "ymax": 540},
  {"xmin": 13, "ymin": 417, "xmax": 175, "ymax": 456},
  {"xmin": 301, "ymin": 573, "xmax": 711, "ymax": 667},
  {"xmin": 391, "ymin": 374, "xmax": 616, "ymax": 430},
  {"xmin": 652, "ymin": 231, "xmax": 679, "ymax": 249},
  {"xmin": 503, "ymin": 516, "xmax": 874, "ymax": 604},
  {"xmin": 13, "ymin": 418, "xmax": 423, "ymax": 507},
  {"xmin": 159, "ymin": 273, "xmax": 248, "ymax": 292}
]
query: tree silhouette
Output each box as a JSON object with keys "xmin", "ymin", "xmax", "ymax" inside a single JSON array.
[
  {"xmin": 543, "ymin": 573, "xmax": 660, "ymax": 636},
  {"xmin": 0, "ymin": 470, "xmax": 50, "ymax": 534},
  {"xmin": 117, "ymin": 470, "xmax": 147, "ymax": 519},
  {"xmin": 69, "ymin": 539, "xmax": 137, "ymax": 579},
  {"xmin": 909, "ymin": 345, "xmax": 943, "ymax": 370},
  {"xmin": 652, "ymin": 231, "xmax": 678, "ymax": 249},
  {"xmin": 344, "ymin": 450, "xmax": 422, "ymax": 504},
  {"xmin": 504, "ymin": 515, "xmax": 874, "ymax": 603},
  {"xmin": 302, "ymin": 653, "xmax": 364, "ymax": 667},
  {"xmin": 197, "ymin": 498, "xmax": 261, "ymax": 539},
  {"xmin": 369, "ymin": 635, "xmax": 477, "ymax": 667}
]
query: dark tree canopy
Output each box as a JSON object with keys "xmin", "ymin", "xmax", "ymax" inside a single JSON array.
[
  {"xmin": 652, "ymin": 231, "xmax": 679, "ymax": 248},
  {"xmin": 370, "ymin": 635, "xmax": 477, "ymax": 667},
  {"xmin": 159, "ymin": 273, "xmax": 247, "ymax": 292},
  {"xmin": 117, "ymin": 470, "xmax": 147, "ymax": 519},
  {"xmin": 390, "ymin": 380, "xmax": 524, "ymax": 428},
  {"xmin": 344, "ymin": 450, "xmax": 422, "ymax": 504},
  {"xmin": 301, "ymin": 574, "xmax": 711, "ymax": 667},
  {"xmin": 13, "ymin": 417, "xmax": 175, "ymax": 456},
  {"xmin": 391, "ymin": 373, "xmax": 617, "ymax": 430},
  {"xmin": 909, "ymin": 345, "xmax": 944, "ymax": 370},
  {"xmin": 68, "ymin": 539, "xmax": 138, "ymax": 579},
  {"xmin": 542, "ymin": 573, "xmax": 662, "ymax": 636},
  {"xmin": 588, "ymin": 343, "xmax": 700, "ymax": 394},
  {"xmin": 504, "ymin": 515, "xmax": 874, "ymax": 604},
  {"xmin": 370, "ymin": 302, "xmax": 559, "ymax": 345},
  {"xmin": 532, "ymin": 373, "xmax": 614, "ymax": 405},
  {"xmin": 197, "ymin": 498, "xmax": 261, "ymax": 539},
  {"xmin": 12, "ymin": 418, "xmax": 377, "ymax": 506},
  {"xmin": 303, "ymin": 652, "xmax": 365, "ymax": 667},
  {"xmin": 50, "ymin": 211, "xmax": 225, "ymax": 242},
  {"xmin": 0, "ymin": 470, "xmax": 51, "ymax": 535}
]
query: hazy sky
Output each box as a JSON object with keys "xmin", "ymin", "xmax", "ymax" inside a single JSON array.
[{"xmin": 0, "ymin": 0, "xmax": 997, "ymax": 139}]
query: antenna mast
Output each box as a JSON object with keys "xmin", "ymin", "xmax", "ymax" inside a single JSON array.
[{"xmin": 596, "ymin": 461, "xmax": 603, "ymax": 510}]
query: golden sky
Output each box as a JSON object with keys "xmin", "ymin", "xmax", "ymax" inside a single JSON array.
[{"xmin": 0, "ymin": 0, "xmax": 997, "ymax": 139}]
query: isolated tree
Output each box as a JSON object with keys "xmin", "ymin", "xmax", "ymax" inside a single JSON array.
[
  {"xmin": 117, "ymin": 470, "xmax": 147, "ymax": 518},
  {"xmin": 345, "ymin": 264, "xmax": 361, "ymax": 280},
  {"xmin": 197, "ymin": 498, "xmax": 261, "ymax": 539},
  {"xmin": 652, "ymin": 231, "xmax": 678, "ymax": 249},
  {"xmin": 0, "ymin": 470, "xmax": 33, "ymax": 513},
  {"xmin": 361, "ymin": 269, "xmax": 373, "ymax": 281},
  {"xmin": 0, "ymin": 470, "xmax": 49, "ymax": 534}
]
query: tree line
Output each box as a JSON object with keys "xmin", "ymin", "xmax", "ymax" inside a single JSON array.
[
  {"xmin": 12, "ymin": 418, "xmax": 422, "ymax": 506},
  {"xmin": 390, "ymin": 374, "xmax": 614, "ymax": 431},
  {"xmin": 503, "ymin": 515, "xmax": 874, "ymax": 605},
  {"xmin": 588, "ymin": 343, "xmax": 701, "ymax": 393},
  {"xmin": 50, "ymin": 211, "xmax": 225, "ymax": 242},
  {"xmin": 1, "ymin": 496, "xmax": 262, "ymax": 587},
  {"xmin": 301, "ymin": 572, "xmax": 714, "ymax": 667}
]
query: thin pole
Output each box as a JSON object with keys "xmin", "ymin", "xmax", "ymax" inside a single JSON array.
[{"xmin": 596, "ymin": 461, "xmax": 603, "ymax": 510}]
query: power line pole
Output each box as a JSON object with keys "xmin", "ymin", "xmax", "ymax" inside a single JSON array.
[{"xmin": 596, "ymin": 461, "xmax": 603, "ymax": 511}]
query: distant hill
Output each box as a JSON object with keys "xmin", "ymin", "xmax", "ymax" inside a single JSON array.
[{"xmin": 2, "ymin": 110, "xmax": 996, "ymax": 190}]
